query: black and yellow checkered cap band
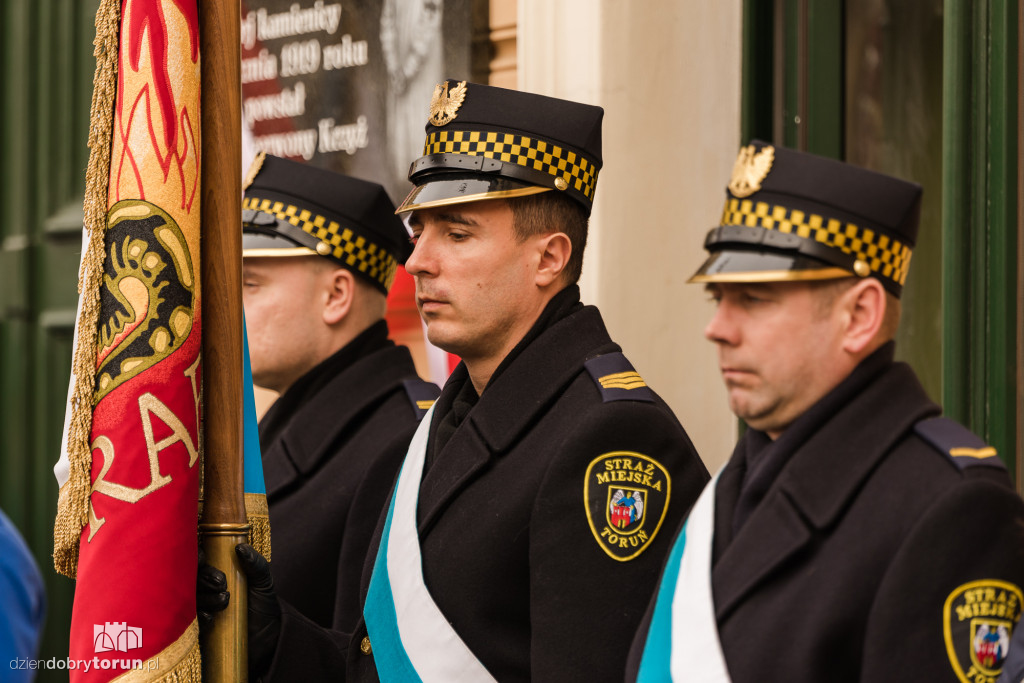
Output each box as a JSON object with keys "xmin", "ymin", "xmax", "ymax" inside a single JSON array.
[
  {"xmin": 721, "ymin": 198, "xmax": 914, "ymax": 286},
  {"xmin": 422, "ymin": 130, "xmax": 599, "ymax": 203},
  {"xmin": 243, "ymin": 196, "xmax": 399, "ymax": 291}
]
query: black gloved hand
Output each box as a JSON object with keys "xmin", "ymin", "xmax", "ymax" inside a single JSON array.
[
  {"xmin": 235, "ymin": 542, "xmax": 282, "ymax": 680},
  {"xmin": 196, "ymin": 546, "xmax": 229, "ymax": 628}
]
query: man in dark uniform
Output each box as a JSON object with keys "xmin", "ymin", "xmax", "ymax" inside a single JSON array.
[
  {"xmin": 240, "ymin": 154, "xmax": 439, "ymax": 633},
  {"xmin": 209, "ymin": 81, "xmax": 710, "ymax": 681},
  {"xmin": 628, "ymin": 142, "xmax": 1024, "ymax": 682}
]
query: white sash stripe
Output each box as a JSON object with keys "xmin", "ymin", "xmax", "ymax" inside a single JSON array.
[
  {"xmin": 385, "ymin": 405, "xmax": 498, "ymax": 682},
  {"xmin": 670, "ymin": 468, "xmax": 731, "ymax": 681}
]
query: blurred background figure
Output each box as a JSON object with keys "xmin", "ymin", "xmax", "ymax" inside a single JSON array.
[{"xmin": 1, "ymin": 508, "xmax": 45, "ymax": 681}]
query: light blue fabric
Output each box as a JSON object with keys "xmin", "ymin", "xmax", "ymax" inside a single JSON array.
[
  {"xmin": 636, "ymin": 521, "xmax": 689, "ymax": 682},
  {"xmin": 0, "ymin": 508, "xmax": 46, "ymax": 681},
  {"xmin": 242, "ymin": 320, "xmax": 266, "ymax": 496},
  {"xmin": 362, "ymin": 467, "xmax": 421, "ymax": 682}
]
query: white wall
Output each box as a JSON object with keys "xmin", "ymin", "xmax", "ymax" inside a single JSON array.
[{"xmin": 518, "ymin": 0, "xmax": 741, "ymax": 472}]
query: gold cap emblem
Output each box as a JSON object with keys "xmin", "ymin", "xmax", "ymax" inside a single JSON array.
[
  {"xmin": 428, "ymin": 80, "xmax": 467, "ymax": 127},
  {"xmin": 243, "ymin": 150, "xmax": 266, "ymax": 191},
  {"xmin": 728, "ymin": 144, "xmax": 775, "ymax": 198}
]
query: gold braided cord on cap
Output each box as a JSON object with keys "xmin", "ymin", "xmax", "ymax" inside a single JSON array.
[
  {"xmin": 243, "ymin": 196, "xmax": 399, "ymax": 291},
  {"xmin": 107, "ymin": 619, "xmax": 201, "ymax": 682},
  {"xmin": 54, "ymin": 0, "xmax": 121, "ymax": 577},
  {"xmin": 721, "ymin": 198, "xmax": 914, "ymax": 286},
  {"xmin": 422, "ymin": 130, "xmax": 599, "ymax": 202}
]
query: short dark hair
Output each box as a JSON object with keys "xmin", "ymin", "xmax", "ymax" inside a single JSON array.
[{"xmin": 507, "ymin": 192, "xmax": 589, "ymax": 284}]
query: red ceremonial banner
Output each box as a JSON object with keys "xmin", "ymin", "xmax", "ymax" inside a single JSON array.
[{"xmin": 61, "ymin": 0, "xmax": 203, "ymax": 680}]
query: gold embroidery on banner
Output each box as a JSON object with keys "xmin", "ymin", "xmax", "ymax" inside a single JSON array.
[
  {"xmin": 87, "ymin": 356, "xmax": 201, "ymax": 542},
  {"xmin": 94, "ymin": 201, "xmax": 197, "ymax": 403},
  {"xmin": 108, "ymin": 618, "xmax": 201, "ymax": 682},
  {"xmin": 428, "ymin": 80, "xmax": 467, "ymax": 126},
  {"xmin": 728, "ymin": 144, "xmax": 775, "ymax": 198}
]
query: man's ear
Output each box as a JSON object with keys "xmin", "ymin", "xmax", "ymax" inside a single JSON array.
[
  {"xmin": 839, "ymin": 278, "xmax": 886, "ymax": 355},
  {"xmin": 534, "ymin": 232, "xmax": 572, "ymax": 287},
  {"xmin": 322, "ymin": 267, "xmax": 355, "ymax": 325}
]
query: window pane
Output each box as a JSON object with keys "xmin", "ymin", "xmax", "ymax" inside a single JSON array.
[{"xmin": 845, "ymin": 0, "xmax": 944, "ymax": 401}]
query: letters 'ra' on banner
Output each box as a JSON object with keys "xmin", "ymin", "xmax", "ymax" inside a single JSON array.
[{"xmin": 53, "ymin": 0, "xmax": 202, "ymax": 680}]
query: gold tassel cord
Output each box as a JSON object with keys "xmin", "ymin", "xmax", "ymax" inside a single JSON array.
[
  {"xmin": 53, "ymin": 0, "xmax": 121, "ymax": 577},
  {"xmin": 245, "ymin": 492, "xmax": 272, "ymax": 561}
]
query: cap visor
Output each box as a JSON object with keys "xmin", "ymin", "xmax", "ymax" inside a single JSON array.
[
  {"xmin": 396, "ymin": 176, "xmax": 551, "ymax": 214},
  {"xmin": 688, "ymin": 249, "xmax": 853, "ymax": 284},
  {"xmin": 242, "ymin": 231, "xmax": 317, "ymax": 258}
]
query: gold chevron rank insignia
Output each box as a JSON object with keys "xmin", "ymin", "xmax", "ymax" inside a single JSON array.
[
  {"xmin": 598, "ymin": 371, "xmax": 646, "ymax": 391},
  {"xmin": 584, "ymin": 353, "xmax": 655, "ymax": 403}
]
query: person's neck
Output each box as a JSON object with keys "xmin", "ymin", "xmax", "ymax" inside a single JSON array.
[
  {"xmin": 463, "ymin": 327, "xmax": 532, "ymax": 395},
  {"xmin": 463, "ymin": 284, "xmax": 574, "ymax": 394},
  {"xmin": 273, "ymin": 317, "xmax": 386, "ymax": 394}
]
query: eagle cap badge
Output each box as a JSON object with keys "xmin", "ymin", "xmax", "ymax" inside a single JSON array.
[
  {"xmin": 428, "ymin": 80, "xmax": 467, "ymax": 127},
  {"xmin": 728, "ymin": 144, "xmax": 775, "ymax": 198}
]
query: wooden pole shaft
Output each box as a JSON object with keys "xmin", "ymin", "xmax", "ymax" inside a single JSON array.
[{"xmin": 198, "ymin": 0, "xmax": 246, "ymax": 680}]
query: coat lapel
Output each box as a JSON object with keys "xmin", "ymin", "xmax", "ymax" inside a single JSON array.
[
  {"xmin": 712, "ymin": 362, "xmax": 940, "ymax": 620},
  {"xmin": 263, "ymin": 345, "xmax": 416, "ymax": 497},
  {"xmin": 416, "ymin": 306, "xmax": 618, "ymax": 534}
]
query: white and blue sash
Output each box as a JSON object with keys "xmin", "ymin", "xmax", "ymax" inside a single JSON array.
[
  {"xmin": 363, "ymin": 405, "xmax": 497, "ymax": 682},
  {"xmin": 636, "ymin": 470, "xmax": 731, "ymax": 682}
]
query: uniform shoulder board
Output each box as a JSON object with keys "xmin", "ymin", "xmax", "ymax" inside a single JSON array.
[
  {"xmin": 402, "ymin": 379, "xmax": 441, "ymax": 420},
  {"xmin": 914, "ymin": 417, "xmax": 1004, "ymax": 471},
  {"xmin": 584, "ymin": 353, "xmax": 655, "ymax": 403}
]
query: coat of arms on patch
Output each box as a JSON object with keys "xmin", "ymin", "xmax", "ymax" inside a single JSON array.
[
  {"xmin": 943, "ymin": 579, "xmax": 1022, "ymax": 682},
  {"xmin": 584, "ymin": 451, "xmax": 670, "ymax": 562},
  {"xmin": 610, "ymin": 488, "xmax": 644, "ymax": 530}
]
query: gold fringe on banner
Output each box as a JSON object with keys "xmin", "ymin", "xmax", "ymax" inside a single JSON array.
[
  {"xmin": 53, "ymin": 0, "xmax": 122, "ymax": 578},
  {"xmin": 109, "ymin": 619, "xmax": 202, "ymax": 683},
  {"xmin": 245, "ymin": 492, "xmax": 272, "ymax": 561}
]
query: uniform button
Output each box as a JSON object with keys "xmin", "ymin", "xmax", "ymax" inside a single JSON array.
[{"xmin": 360, "ymin": 636, "xmax": 372, "ymax": 655}]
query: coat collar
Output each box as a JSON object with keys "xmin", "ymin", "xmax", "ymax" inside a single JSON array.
[
  {"xmin": 712, "ymin": 361, "xmax": 940, "ymax": 619},
  {"xmin": 416, "ymin": 305, "xmax": 619, "ymax": 532},
  {"xmin": 263, "ymin": 344, "xmax": 418, "ymax": 497}
]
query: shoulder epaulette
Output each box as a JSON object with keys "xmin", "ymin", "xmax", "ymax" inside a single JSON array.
[
  {"xmin": 402, "ymin": 379, "xmax": 441, "ymax": 420},
  {"xmin": 584, "ymin": 353, "xmax": 655, "ymax": 403},
  {"xmin": 914, "ymin": 417, "xmax": 1005, "ymax": 471}
]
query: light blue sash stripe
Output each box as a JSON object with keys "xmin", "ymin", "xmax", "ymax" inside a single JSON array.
[
  {"xmin": 241, "ymin": 321, "xmax": 266, "ymax": 496},
  {"xmin": 364, "ymin": 467, "xmax": 422, "ymax": 682},
  {"xmin": 636, "ymin": 521, "xmax": 689, "ymax": 682}
]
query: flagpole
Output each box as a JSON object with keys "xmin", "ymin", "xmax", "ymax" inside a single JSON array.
[{"xmin": 198, "ymin": 0, "xmax": 248, "ymax": 680}]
